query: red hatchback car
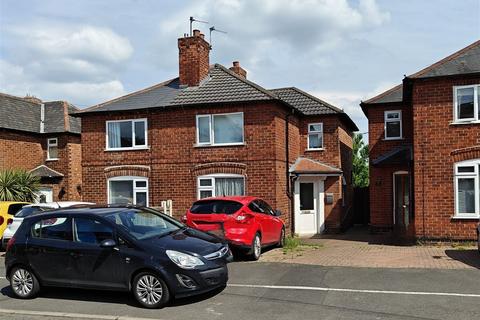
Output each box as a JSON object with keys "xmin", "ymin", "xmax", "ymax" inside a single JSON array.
[{"xmin": 183, "ymin": 196, "xmax": 285, "ymax": 260}]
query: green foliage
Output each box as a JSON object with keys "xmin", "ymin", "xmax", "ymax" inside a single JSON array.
[
  {"xmin": 0, "ymin": 169, "xmax": 40, "ymax": 202},
  {"xmin": 353, "ymin": 133, "xmax": 369, "ymax": 188}
]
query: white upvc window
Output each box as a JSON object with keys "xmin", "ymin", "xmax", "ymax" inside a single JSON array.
[
  {"xmin": 454, "ymin": 159, "xmax": 480, "ymax": 219},
  {"xmin": 47, "ymin": 138, "xmax": 58, "ymax": 160},
  {"xmin": 196, "ymin": 112, "xmax": 244, "ymax": 146},
  {"xmin": 384, "ymin": 110, "xmax": 402, "ymax": 140},
  {"xmin": 108, "ymin": 176, "xmax": 148, "ymax": 206},
  {"xmin": 307, "ymin": 123, "xmax": 323, "ymax": 150},
  {"xmin": 453, "ymin": 85, "xmax": 480, "ymax": 123},
  {"xmin": 197, "ymin": 174, "xmax": 245, "ymax": 199},
  {"xmin": 106, "ymin": 118, "xmax": 148, "ymax": 150}
]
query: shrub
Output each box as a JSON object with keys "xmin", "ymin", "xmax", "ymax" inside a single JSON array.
[{"xmin": 0, "ymin": 169, "xmax": 40, "ymax": 202}]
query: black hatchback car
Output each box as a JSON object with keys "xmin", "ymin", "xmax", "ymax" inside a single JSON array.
[{"xmin": 5, "ymin": 206, "xmax": 231, "ymax": 308}]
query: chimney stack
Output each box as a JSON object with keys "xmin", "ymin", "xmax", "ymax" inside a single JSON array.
[
  {"xmin": 229, "ymin": 61, "xmax": 247, "ymax": 79},
  {"xmin": 178, "ymin": 29, "xmax": 211, "ymax": 87}
]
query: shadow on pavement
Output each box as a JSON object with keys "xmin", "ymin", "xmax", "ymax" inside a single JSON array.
[
  {"xmin": 445, "ymin": 249, "xmax": 480, "ymax": 269},
  {"xmin": 1, "ymin": 284, "xmax": 225, "ymax": 308}
]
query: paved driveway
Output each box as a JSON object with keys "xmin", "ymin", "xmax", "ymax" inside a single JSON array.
[{"xmin": 260, "ymin": 227, "xmax": 480, "ymax": 269}]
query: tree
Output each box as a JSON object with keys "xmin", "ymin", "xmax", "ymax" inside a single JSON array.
[
  {"xmin": 0, "ymin": 169, "xmax": 40, "ymax": 202},
  {"xmin": 352, "ymin": 133, "xmax": 369, "ymax": 188}
]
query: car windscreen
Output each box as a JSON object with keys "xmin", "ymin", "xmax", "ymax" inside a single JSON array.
[
  {"xmin": 189, "ymin": 200, "xmax": 243, "ymax": 214},
  {"xmin": 105, "ymin": 209, "xmax": 182, "ymax": 240},
  {"xmin": 15, "ymin": 206, "xmax": 49, "ymax": 218}
]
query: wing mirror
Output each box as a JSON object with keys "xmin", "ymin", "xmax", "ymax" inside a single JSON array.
[
  {"xmin": 274, "ymin": 210, "xmax": 282, "ymax": 217},
  {"xmin": 100, "ymin": 239, "xmax": 117, "ymax": 248}
]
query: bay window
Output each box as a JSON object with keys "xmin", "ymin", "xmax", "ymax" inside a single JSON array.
[
  {"xmin": 196, "ymin": 112, "xmax": 244, "ymax": 146},
  {"xmin": 197, "ymin": 174, "xmax": 245, "ymax": 199},
  {"xmin": 454, "ymin": 85, "xmax": 479, "ymax": 122},
  {"xmin": 307, "ymin": 123, "xmax": 323, "ymax": 150},
  {"xmin": 454, "ymin": 160, "xmax": 479, "ymax": 218},
  {"xmin": 108, "ymin": 176, "xmax": 148, "ymax": 206},
  {"xmin": 106, "ymin": 119, "xmax": 147, "ymax": 150},
  {"xmin": 384, "ymin": 110, "xmax": 402, "ymax": 139}
]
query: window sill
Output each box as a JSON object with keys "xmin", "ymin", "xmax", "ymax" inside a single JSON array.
[
  {"xmin": 105, "ymin": 146, "xmax": 150, "ymax": 152},
  {"xmin": 46, "ymin": 158, "xmax": 59, "ymax": 161},
  {"xmin": 194, "ymin": 143, "xmax": 245, "ymax": 148},
  {"xmin": 451, "ymin": 215, "xmax": 480, "ymax": 220},
  {"xmin": 305, "ymin": 148, "xmax": 325, "ymax": 152},
  {"xmin": 383, "ymin": 137, "xmax": 403, "ymax": 141},
  {"xmin": 450, "ymin": 120, "xmax": 480, "ymax": 126}
]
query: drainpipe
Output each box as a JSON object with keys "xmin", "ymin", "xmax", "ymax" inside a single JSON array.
[{"xmin": 285, "ymin": 110, "xmax": 296, "ymax": 235}]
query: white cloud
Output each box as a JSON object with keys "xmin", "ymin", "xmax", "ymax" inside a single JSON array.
[{"xmin": 0, "ymin": 24, "xmax": 132, "ymax": 106}]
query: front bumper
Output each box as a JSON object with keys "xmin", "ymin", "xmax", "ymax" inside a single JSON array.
[{"xmin": 171, "ymin": 265, "xmax": 228, "ymax": 298}]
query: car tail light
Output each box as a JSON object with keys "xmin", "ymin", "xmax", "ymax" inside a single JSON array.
[
  {"xmin": 6, "ymin": 218, "xmax": 13, "ymax": 225},
  {"xmin": 235, "ymin": 212, "xmax": 254, "ymax": 224},
  {"xmin": 6, "ymin": 236, "xmax": 15, "ymax": 252},
  {"xmin": 0, "ymin": 217, "xmax": 4, "ymax": 225}
]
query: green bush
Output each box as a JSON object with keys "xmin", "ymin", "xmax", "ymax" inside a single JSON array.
[{"xmin": 0, "ymin": 169, "xmax": 40, "ymax": 202}]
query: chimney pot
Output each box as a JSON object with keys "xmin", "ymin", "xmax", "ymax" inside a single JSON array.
[
  {"xmin": 193, "ymin": 29, "xmax": 201, "ymax": 37},
  {"xmin": 233, "ymin": 61, "xmax": 239, "ymax": 67},
  {"xmin": 199, "ymin": 33, "xmax": 205, "ymax": 39},
  {"xmin": 229, "ymin": 61, "xmax": 247, "ymax": 79}
]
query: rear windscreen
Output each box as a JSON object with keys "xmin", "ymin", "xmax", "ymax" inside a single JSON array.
[
  {"xmin": 15, "ymin": 207, "xmax": 48, "ymax": 218},
  {"xmin": 190, "ymin": 200, "xmax": 243, "ymax": 214}
]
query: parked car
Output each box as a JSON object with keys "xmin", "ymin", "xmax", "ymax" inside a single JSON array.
[
  {"xmin": 183, "ymin": 196, "xmax": 285, "ymax": 260},
  {"xmin": 5, "ymin": 206, "xmax": 231, "ymax": 308},
  {"xmin": 0, "ymin": 202, "xmax": 29, "ymax": 239},
  {"xmin": 477, "ymin": 224, "xmax": 480, "ymax": 253},
  {"xmin": 1, "ymin": 201, "xmax": 94, "ymax": 249}
]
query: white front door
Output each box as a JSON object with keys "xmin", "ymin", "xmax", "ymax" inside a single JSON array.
[
  {"xmin": 294, "ymin": 177, "xmax": 325, "ymax": 236},
  {"xmin": 36, "ymin": 187, "xmax": 53, "ymax": 203}
]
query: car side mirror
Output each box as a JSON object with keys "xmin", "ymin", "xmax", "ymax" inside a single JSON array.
[
  {"xmin": 100, "ymin": 239, "xmax": 117, "ymax": 248},
  {"xmin": 274, "ymin": 210, "xmax": 282, "ymax": 217}
]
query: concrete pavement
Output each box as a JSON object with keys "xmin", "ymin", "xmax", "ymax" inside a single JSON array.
[{"xmin": 0, "ymin": 260, "xmax": 479, "ymax": 319}]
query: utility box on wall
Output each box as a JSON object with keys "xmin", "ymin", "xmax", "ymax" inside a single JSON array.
[{"xmin": 325, "ymin": 193, "xmax": 334, "ymax": 205}]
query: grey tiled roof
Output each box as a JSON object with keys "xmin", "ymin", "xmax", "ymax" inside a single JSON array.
[
  {"xmin": 30, "ymin": 165, "xmax": 64, "ymax": 178},
  {"xmin": 363, "ymin": 84, "xmax": 403, "ymax": 104},
  {"xmin": 372, "ymin": 145, "xmax": 412, "ymax": 166},
  {"xmin": 409, "ymin": 40, "xmax": 480, "ymax": 78},
  {"xmin": 0, "ymin": 93, "xmax": 80, "ymax": 134},
  {"xmin": 270, "ymin": 87, "xmax": 343, "ymax": 115}
]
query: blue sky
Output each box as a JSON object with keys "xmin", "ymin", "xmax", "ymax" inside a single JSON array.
[{"xmin": 1, "ymin": 0, "xmax": 479, "ymax": 135}]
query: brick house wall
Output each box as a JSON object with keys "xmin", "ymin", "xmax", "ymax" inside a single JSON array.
[{"xmin": 412, "ymin": 75, "xmax": 480, "ymax": 240}]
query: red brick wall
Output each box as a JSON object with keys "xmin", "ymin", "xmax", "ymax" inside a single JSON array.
[
  {"xmin": 413, "ymin": 75, "xmax": 480, "ymax": 240},
  {"xmin": 0, "ymin": 129, "xmax": 44, "ymax": 169}
]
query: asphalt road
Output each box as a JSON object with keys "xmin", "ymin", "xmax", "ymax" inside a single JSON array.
[{"xmin": 0, "ymin": 259, "xmax": 479, "ymax": 320}]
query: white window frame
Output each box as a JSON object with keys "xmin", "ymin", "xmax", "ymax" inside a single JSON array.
[
  {"xmin": 195, "ymin": 112, "xmax": 244, "ymax": 146},
  {"xmin": 307, "ymin": 123, "xmax": 323, "ymax": 150},
  {"xmin": 107, "ymin": 176, "xmax": 149, "ymax": 206},
  {"xmin": 384, "ymin": 110, "xmax": 402, "ymax": 140},
  {"xmin": 453, "ymin": 160, "xmax": 480, "ymax": 219},
  {"xmin": 197, "ymin": 174, "xmax": 245, "ymax": 199},
  {"xmin": 105, "ymin": 118, "xmax": 148, "ymax": 151},
  {"xmin": 47, "ymin": 138, "xmax": 58, "ymax": 160},
  {"xmin": 453, "ymin": 85, "xmax": 480, "ymax": 123}
]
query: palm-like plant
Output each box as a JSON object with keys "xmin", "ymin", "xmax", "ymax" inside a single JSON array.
[{"xmin": 0, "ymin": 169, "xmax": 40, "ymax": 202}]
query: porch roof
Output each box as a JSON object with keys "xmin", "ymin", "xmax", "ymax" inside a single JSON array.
[
  {"xmin": 29, "ymin": 165, "xmax": 64, "ymax": 178},
  {"xmin": 289, "ymin": 157, "xmax": 342, "ymax": 175},
  {"xmin": 371, "ymin": 145, "xmax": 412, "ymax": 166}
]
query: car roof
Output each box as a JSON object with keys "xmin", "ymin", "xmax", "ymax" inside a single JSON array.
[
  {"xmin": 194, "ymin": 196, "xmax": 258, "ymax": 205},
  {"xmin": 22, "ymin": 205, "xmax": 145, "ymax": 220}
]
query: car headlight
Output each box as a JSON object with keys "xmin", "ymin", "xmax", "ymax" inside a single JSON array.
[{"xmin": 166, "ymin": 250, "xmax": 205, "ymax": 269}]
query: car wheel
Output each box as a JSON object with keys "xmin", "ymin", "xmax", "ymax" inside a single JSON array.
[
  {"xmin": 277, "ymin": 227, "xmax": 286, "ymax": 248},
  {"xmin": 133, "ymin": 272, "xmax": 170, "ymax": 309},
  {"xmin": 249, "ymin": 233, "xmax": 262, "ymax": 261},
  {"xmin": 10, "ymin": 266, "xmax": 40, "ymax": 299}
]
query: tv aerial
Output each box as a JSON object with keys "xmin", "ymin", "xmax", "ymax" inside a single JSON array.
[
  {"xmin": 189, "ymin": 16, "xmax": 208, "ymax": 36},
  {"xmin": 209, "ymin": 26, "xmax": 227, "ymax": 46}
]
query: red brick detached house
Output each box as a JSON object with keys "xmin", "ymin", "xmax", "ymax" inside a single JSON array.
[
  {"xmin": 76, "ymin": 30, "xmax": 358, "ymax": 236},
  {"xmin": 361, "ymin": 40, "xmax": 480, "ymax": 240},
  {"xmin": 0, "ymin": 93, "xmax": 82, "ymax": 202}
]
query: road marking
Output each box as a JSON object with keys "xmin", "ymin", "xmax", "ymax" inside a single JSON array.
[
  {"xmin": 0, "ymin": 308, "xmax": 163, "ymax": 320},
  {"xmin": 228, "ymin": 284, "xmax": 480, "ymax": 298},
  {"xmin": 0, "ymin": 276, "xmax": 5, "ymax": 279}
]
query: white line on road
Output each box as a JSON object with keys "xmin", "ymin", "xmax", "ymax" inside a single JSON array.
[
  {"xmin": 0, "ymin": 308, "xmax": 162, "ymax": 320},
  {"xmin": 228, "ymin": 284, "xmax": 480, "ymax": 298}
]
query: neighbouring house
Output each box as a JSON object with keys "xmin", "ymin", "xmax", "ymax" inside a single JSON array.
[
  {"xmin": 0, "ymin": 93, "xmax": 82, "ymax": 202},
  {"xmin": 361, "ymin": 40, "xmax": 480, "ymax": 240},
  {"xmin": 75, "ymin": 29, "xmax": 358, "ymax": 236}
]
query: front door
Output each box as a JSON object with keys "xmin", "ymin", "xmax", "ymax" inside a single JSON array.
[
  {"xmin": 393, "ymin": 173, "xmax": 411, "ymax": 235},
  {"xmin": 36, "ymin": 187, "xmax": 53, "ymax": 203},
  {"xmin": 294, "ymin": 178, "xmax": 324, "ymax": 236}
]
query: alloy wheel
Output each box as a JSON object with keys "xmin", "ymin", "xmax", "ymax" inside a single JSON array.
[
  {"xmin": 11, "ymin": 268, "xmax": 34, "ymax": 297},
  {"xmin": 136, "ymin": 275, "xmax": 163, "ymax": 306},
  {"xmin": 253, "ymin": 235, "xmax": 261, "ymax": 259}
]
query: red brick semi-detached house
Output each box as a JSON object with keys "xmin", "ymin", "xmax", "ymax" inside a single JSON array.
[
  {"xmin": 75, "ymin": 30, "xmax": 358, "ymax": 236},
  {"xmin": 361, "ymin": 40, "xmax": 480, "ymax": 240},
  {"xmin": 0, "ymin": 93, "xmax": 82, "ymax": 202}
]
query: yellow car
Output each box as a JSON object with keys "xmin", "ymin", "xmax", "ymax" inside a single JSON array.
[{"xmin": 0, "ymin": 202, "xmax": 29, "ymax": 239}]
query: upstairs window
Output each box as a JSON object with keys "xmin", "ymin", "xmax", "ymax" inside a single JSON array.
[
  {"xmin": 454, "ymin": 85, "xmax": 480, "ymax": 122},
  {"xmin": 307, "ymin": 123, "xmax": 323, "ymax": 150},
  {"xmin": 47, "ymin": 138, "xmax": 58, "ymax": 160},
  {"xmin": 454, "ymin": 160, "xmax": 479, "ymax": 218},
  {"xmin": 196, "ymin": 112, "xmax": 244, "ymax": 146},
  {"xmin": 384, "ymin": 110, "xmax": 402, "ymax": 140},
  {"xmin": 106, "ymin": 119, "xmax": 147, "ymax": 150}
]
